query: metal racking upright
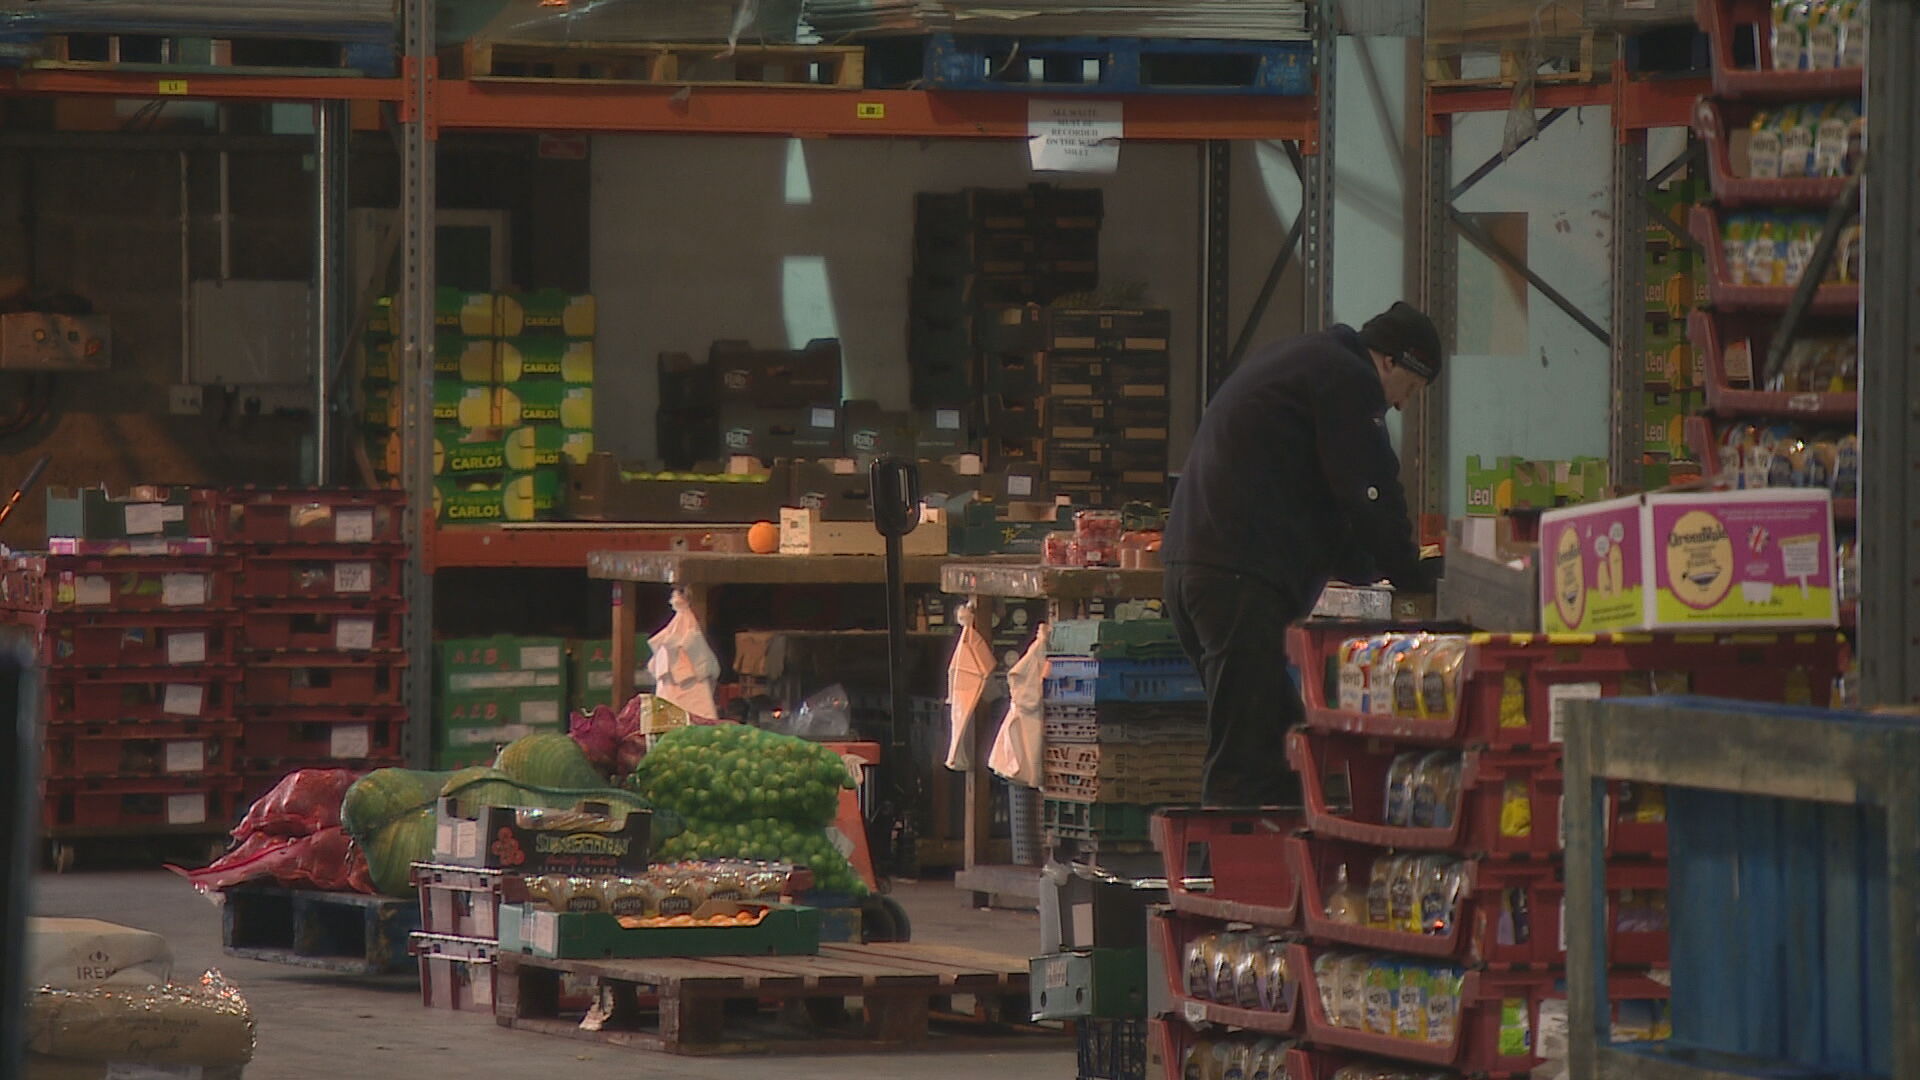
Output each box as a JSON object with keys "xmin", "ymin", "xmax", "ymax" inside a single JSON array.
[{"xmin": 389, "ymin": 0, "xmax": 1343, "ymax": 762}]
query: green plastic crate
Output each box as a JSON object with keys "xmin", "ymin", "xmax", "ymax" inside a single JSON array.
[
  {"xmin": 1043, "ymin": 799, "xmax": 1155, "ymax": 844},
  {"xmin": 1046, "ymin": 619, "xmax": 1186, "ymax": 661}
]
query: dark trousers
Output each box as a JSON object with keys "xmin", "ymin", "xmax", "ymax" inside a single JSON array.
[{"xmin": 1164, "ymin": 561, "xmax": 1308, "ymax": 808}]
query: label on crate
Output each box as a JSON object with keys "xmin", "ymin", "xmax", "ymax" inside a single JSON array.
[
  {"xmin": 74, "ymin": 576, "xmax": 111, "ymax": 607},
  {"xmin": 471, "ymin": 964, "xmax": 494, "ymax": 1008},
  {"xmin": 519, "ymin": 699, "xmax": 560, "ymax": 728},
  {"xmin": 519, "ymin": 644, "xmax": 561, "ymax": 671},
  {"xmin": 475, "ymin": 898, "xmax": 497, "ymax": 939},
  {"xmin": 161, "ymin": 573, "xmax": 207, "ymax": 608},
  {"xmin": 335, "ymin": 617, "xmax": 377, "ymax": 652},
  {"xmin": 162, "ymin": 684, "xmax": 206, "ymax": 717},
  {"xmin": 1183, "ymin": 1000, "xmax": 1208, "ymax": 1026},
  {"xmin": 130, "ymin": 539, "xmax": 169, "ymax": 556},
  {"xmin": 526, "ymin": 909, "xmax": 559, "ymax": 956},
  {"xmin": 1538, "ymin": 997, "xmax": 1570, "ymax": 1059},
  {"xmin": 1044, "ymin": 955, "xmax": 1069, "ymax": 989},
  {"xmin": 452, "ymin": 820, "xmax": 481, "ymax": 860},
  {"xmin": 166, "ymin": 631, "xmax": 207, "ymax": 665},
  {"xmin": 124, "ymin": 503, "xmax": 165, "ymax": 535},
  {"xmin": 810, "ymin": 407, "xmax": 836, "ymax": 429},
  {"xmin": 330, "ymin": 724, "xmax": 372, "ymax": 759},
  {"xmin": 333, "ymin": 562, "xmax": 373, "ymax": 594},
  {"xmin": 1007, "ymin": 475, "xmax": 1033, "ymax": 497},
  {"xmin": 1559, "ymin": 895, "xmax": 1569, "ymax": 954},
  {"xmin": 165, "ymin": 793, "xmax": 207, "ymax": 826},
  {"xmin": 334, "ymin": 508, "xmax": 376, "ymax": 544},
  {"xmin": 1546, "ymin": 682, "xmax": 1603, "ymax": 745},
  {"xmin": 164, "ymin": 740, "xmax": 206, "ymax": 774}
]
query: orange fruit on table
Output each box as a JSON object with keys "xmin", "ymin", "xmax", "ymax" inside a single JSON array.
[{"xmin": 747, "ymin": 520, "xmax": 779, "ymax": 554}]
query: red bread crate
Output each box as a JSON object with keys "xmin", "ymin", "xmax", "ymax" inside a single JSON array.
[
  {"xmin": 237, "ymin": 554, "xmax": 406, "ymax": 602},
  {"xmin": 240, "ymin": 601, "xmax": 406, "ymax": 654},
  {"xmin": 43, "ymin": 720, "xmax": 240, "ymax": 781},
  {"xmin": 1151, "ymin": 808, "xmax": 1303, "ymax": 927},
  {"xmin": 1292, "ymin": 626, "xmax": 1846, "ymax": 750},
  {"xmin": 46, "ymin": 668, "xmax": 241, "ymax": 724},
  {"xmin": 412, "ymin": 933, "xmax": 498, "ymax": 1011},
  {"xmin": 214, "ymin": 488, "xmax": 408, "ymax": 545},
  {"xmin": 1698, "ymin": 0, "xmax": 1862, "ymax": 99},
  {"xmin": 1288, "ymin": 730, "xmax": 1558, "ymax": 856},
  {"xmin": 243, "ymin": 656, "xmax": 405, "ymax": 707},
  {"xmin": 1145, "ymin": 1019, "xmax": 1294, "ymax": 1080},
  {"xmin": 1690, "ymin": 205, "xmax": 1859, "ymax": 316},
  {"xmin": 1693, "ymin": 99, "xmax": 1858, "ymax": 211},
  {"xmin": 1689, "ymin": 307, "xmax": 1858, "ymax": 423},
  {"xmin": 1531, "ymin": 773, "xmax": 1672, "ymax": 859},
  {"xmin": 1292, "ymin": 941, "xmax": 1547, "ymax": 1073},
  {"xmin": 1290, "ymin": 836, "xmax": 1561, "ymax": 967},
  {"xmin": 1525, "ymin": 861, "xmax": 1671, "ymax": 969},
  {"xmin": 1151, "ymin": 909, "xmax": 1300, "ymax": 1035},
  {"xmin": 32, "ymin": 614, "xmax": 237, "ymax": 668},
  {"xmin": 413, "ymin": 864, "xmax": 509, "ymax": 940},
  {"xmin": 237, "ymin": 707, "xmax": 408, "ymax": 766},
  {"xmin": 5, "ymin": 554, "xmax": 237, "ymax": 613},
  {"xmin": 42, "ymin": 775, "xmax": 244, "ymax": 832}
]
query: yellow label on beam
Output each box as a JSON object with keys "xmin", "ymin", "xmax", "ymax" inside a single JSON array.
[
  {"xmin": 157, "ymin": 79, "xmax": 190, "ymax": 95},
  {"xmin": 855, "ymin": 102, "xmax": 885, "ymax": 119}
]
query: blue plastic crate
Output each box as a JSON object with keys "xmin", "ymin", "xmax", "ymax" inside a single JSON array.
[
  {"xmin": 865, "ymin": 33, "xmax": 1313, "ymax": 96},
  {"xmin": 1045, "ymin": 656, "xmax": 1203, "ymax": 705}
]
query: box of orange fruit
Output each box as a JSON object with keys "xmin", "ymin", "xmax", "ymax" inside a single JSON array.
[{"xmin": 496, "ymin": 900, "xmax": 822, "ymax": 959}]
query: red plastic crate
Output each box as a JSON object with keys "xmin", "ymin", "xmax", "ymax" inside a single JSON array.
[
  {"xmin": 242, "ymin": 657, "xmax": 405, "ymax": 707},
  {"xmin": 1293, "ymin": 941, "xmax": 1547, "ymax": 1073},
  {"xmin": 1151, "ymin": 808, "xmax": 1303, "ymax": 927},
  {"xmin": 1289, "ymin": 731, "xmax": 1558, "ymax": 856},
  {"xmin": 237, "ymin": 555, "xmax": 406, "ymax": 601},
  {"xmin": 1151, "ymin": 909, "xmax": 1300, "ymax": 1035},
  {"xmin": 43, "ymin": 720, "xmax": 240, "ymax": 781},
  {"xmin": 30, "ymin": 615, "xmax": 237, "ymax": 668},
  {"xmin": 1531, "ymin": 773, "xmax": 1672, "ymax": 859},
  {"xmin": 1689, "ymin": 205, "xmax": 1860, "ymax": 316},
  {"xmin": 237, "ymin": 709, "xmax": 408, "ymax": 765},
  {"xmin": 240, "ymin": 602, "xmax": 406, "ymax": 654},
  {"xmin": 4, "ymin": 555, "xmax": 237, "ymax": 613},
  {"xmin": 1292, "ymin": 626, "xmax": 1846, "ymax": 749},
  {"xmin": 42, "ymin": 775, "xmax": 244, "ymax": 832},
  {"xmin": 46, "ymin": 668, "xmax": 241, "ymax": 724},
  {"xmin": 1693, "ymin": 99, "xmax": 1859, "ymax": 210},
  {"xmin": 214, "ymin": 487, "xmax": 408, "ymax": 545},
  {"xmin": 1145, "ymin": 1018, "xmax": 1294, "ymax": 1080},
  {"xmin": 1690, "ymin": 307, "xmax": 1859, "ymax": 423},
  {"xmin": 1526, "ymin": 861, "xmax": 1671, "ymax": 969},
  {"xmin": 1698, "ymin": 0, "xmax": 1863, "ymax": 100},
  {"xmin": 413, "ymin": 864, "xmax": 509, "ymax": 940}
]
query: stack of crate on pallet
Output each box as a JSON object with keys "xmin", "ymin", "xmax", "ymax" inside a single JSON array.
[
  {"xmin": 986, "ymin": 306, "xmax": 1174, "ymax": 508},
  {"xmin": 434, "ymin": 635, "xmax": 568, "ymax": 770},
  {"xmin": 1147, "ymin": 624, "xmax": 1845, "ymax": 1079},
  {"xmin": 3, "ymin": 487, "xmax": 245, "ymax": 867},
  {"xmin": 1042, "ymin": 618, "xmax": 1206, "ymax": 822},
  {"xmin": 220, "ymin": 488, "xmax": 410, "ymax": 801}
]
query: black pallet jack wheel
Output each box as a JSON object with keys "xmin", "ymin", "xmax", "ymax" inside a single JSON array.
[{"xmin": 860, "ymin": 893, "xmax": 912, "ymax": 943}]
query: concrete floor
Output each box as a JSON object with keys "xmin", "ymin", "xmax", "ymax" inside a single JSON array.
[{"xmin": 32, "ymin": 872, "xmax": 1072, "ymax": 1080}]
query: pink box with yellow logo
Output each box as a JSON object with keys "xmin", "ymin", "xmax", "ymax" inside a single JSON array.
[{"xmin": 1540, "ymin": 489, "xmax": 1836, "ymax": 633}]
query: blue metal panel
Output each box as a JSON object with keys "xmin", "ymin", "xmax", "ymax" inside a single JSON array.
[
  {"xmin": 1822, "ymin": 801, "xmax": 1869, "ymax": 1073},
  {"xmin": 1780, "ymin": 798, "xmax": 1827, "ymax": 1068}
]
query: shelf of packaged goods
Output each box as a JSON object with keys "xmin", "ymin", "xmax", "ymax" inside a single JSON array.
[
  {"xmin": 1699, "ymin": 0, "xmax": 1864, "ymax": 100},
  {"xmin": 1693, "ymin": 99, "xmax": 1858, "ymax": 209},
  {"xmin": 1689, "ymin": 309, "xmax": 1859, "ymax": 423},
  {"xmin": 1687, "ymin": 206, "xmax": 1861, "ymax": 316},
  {"xmin": 1680, "ymin": 416, "xmax": 1858, "ymax": 524},
  {"xmin": 425, "ymin": 522, "xmax": 754, "ymax": 570},
  {"xmin": 434, "ymin": 81, "xmax": 1320, "ymax": 143},
  {"xmin": 0, "ymin": 68, "xmax": 404, "ymax": 103}
]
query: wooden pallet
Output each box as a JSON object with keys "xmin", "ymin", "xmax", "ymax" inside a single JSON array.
[
  {"xmin": 463, "ymin": 40, "xmax": 864, "ymax": 89},
  {"xmin": 1424, "ymin": 29, "xmax": 1606, "ymax": 88},
  {"xmin": 18, "ymin": 31, "xmax": 393, "ymax": 77},
  {"xmin": 222, "ymin": 884, "xmax": 421, "ymax": 975},
  {"xmin": 494, "ymin": 942, "xmax": 1067, "ymax": 1055}
]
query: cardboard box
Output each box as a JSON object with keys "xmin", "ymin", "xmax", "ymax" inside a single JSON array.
[
  {"xmin": 658, "ymin": 351, "xmax": 719, "ymax": 411},
  {"xmin": 436, "ymin": 288, "xmax": 499, "ymax": 336},
  {"xmin": 710, "ymin": 338, "xmax": 843, "ymax": 408},
  {"xmin": 564, "ymin": 454, "xmax": 787, "ymax": 524},
  {"xmin": 1540, "ymin": 489, "xmax": 1837, "ymax": 633},
  {"xmin": 433, "ymin": 381, "xmax": 498, "ymax": 428},
  {"xmin": 1463, "ymin": 455, "xmax": 1519, "ymax": 517},
  {"xmin": 433, "ymin": 425, "xmax": 592, "ymax": 472},
  {"xmin": 438, "ymin": 721, "xmax": 546, "ymax": 749},
  {"xmin": 433, "ymin": 796, "xmax": 649, "ymax": 875},
  {"xmin": 718, "ymin": 404, "xmax": 841, "ymax": 461},
  {"xmin": 913, "ymin": 407, "xmax": 970, "ymax": 457},
  {"xmin": 440, "ymin": 635, "xmax": 566, "ymax": 682},
  {"xmin": 841, "ymin": 400, "xmax": 912, "ymax": 460},
  {"xmin": 435, "ymin": 335, "xmax": 498, "ymax": 382},
  {"xmin": 1509, "ymin": 460, "xmax": 1557, "ymax": 511},
  {"xmin": 779, "ymin": 506, "xmax": 948, "ymax": 556},
  {"xmin": 44, "ymin": 487, "xmax": 192, "ymax": 541},
  {"xmin": 500, "ymin": 383, "xmax": 593, "ymax": 430},
  {"xmin": 788, "ymin": 458, "xmax": 872, "ymax": 521},
  {"xmin": 497, "ymin": 901, "xmax": 819, "ymax": 959},
  {"xmin": 25, "ymin": 918, "xmax": 172, "ymax": 990},
  {"xmin": 499, "ymin": 338, "xmax": 593, "ymax": 384},
  {"xmin": 567, "ymin": 637, "xmax": 652, "ymax": 709},
  {"xmin": 496, "ymin": 289, "xmax": 595, "ymax": 338},
  {"xmin": 433, "ymin": 470, "xmax": 561, "ymax": 524}
]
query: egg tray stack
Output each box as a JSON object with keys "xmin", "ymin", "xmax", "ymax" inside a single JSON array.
[
  {"xmin": 3, "ymin": 536, "xmax": 247, "ymax": 844},
  {"xmin": 214, "ymin": 488, "xmax": 412, "ymax": 805},
  {"xmin": 1273, "ymin": 621, "xmax": 1843, "ymax": 1076}
]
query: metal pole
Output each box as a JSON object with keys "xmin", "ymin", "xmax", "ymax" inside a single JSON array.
[
  {"xmin": 1859, "ymin": 0, "xmax": 1920, "ymax": 706},
  {"xmin": 1200, "ymin": 141, "xmax": 1231, "ymax": 403},
  {"xmin": 1409, "ymin": 129, "xmax": 1454, "ymax": 517},
  {"xmin": 1609, "ymin": 134, "xmax": 1648, "ymax": 491},
  {"xmin": 1304, "ymin": 0, "xmax": 1338, "ymax": 329},
  {"xmin": 312, "ymin": 102, "xmax": 340, "ymax": 485},
  {"xmin": 401, "ymin": 0, "xmax": 438, "ymax": 763}
]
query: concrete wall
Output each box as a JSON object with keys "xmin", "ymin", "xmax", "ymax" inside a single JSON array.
[{"xmin": 588, "ymin": 134, "xmax": 1306, "ymax": 465}]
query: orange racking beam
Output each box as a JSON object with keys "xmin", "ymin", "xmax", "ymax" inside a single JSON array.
[{"xmin": 0, "ymin": 68, "xmax": 405, "ymax": 103}]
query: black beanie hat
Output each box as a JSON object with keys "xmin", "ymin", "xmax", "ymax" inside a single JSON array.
[{"xmin": 1359, "ymin": 302, "xmax": 1444, "ymax": 381}]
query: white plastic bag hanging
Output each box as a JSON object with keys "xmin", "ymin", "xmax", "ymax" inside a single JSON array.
[
  {"xmin": 944, "ymin": 602, "xmax": 997, "ymax": 772},
  {"xmin": 990, "ymin": 623, "xmax": 1049, "ymax": 788},
  {"xmin": 646, "ymin": 590, "xmax": 720, "ymax": 721}
]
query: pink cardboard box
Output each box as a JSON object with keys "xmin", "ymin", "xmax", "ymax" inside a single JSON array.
[{"xmin": 1540, "ymin": 488, "xmax": 1836, "ymax": 633}]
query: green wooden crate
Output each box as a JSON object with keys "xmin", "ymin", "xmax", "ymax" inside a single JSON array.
[{"xmin": 497, "ymin": 902, "xmax": 820, "ymax": 960}]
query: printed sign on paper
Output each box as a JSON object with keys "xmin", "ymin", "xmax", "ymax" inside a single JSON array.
[{"xmin": 1028, "ymin": 99, "xmax": 1123, "ymax": 174}]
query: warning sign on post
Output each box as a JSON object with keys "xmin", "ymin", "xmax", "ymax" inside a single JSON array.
[{"xmin": 1028, "ymin": 99, "xmax": 1123, "ymax": 174}]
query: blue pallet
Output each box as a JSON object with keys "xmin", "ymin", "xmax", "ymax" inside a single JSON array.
[
  {"xmin": 1667, "ymin": 787, "xmax": 1891, "ymax": 1077},
  {"xmin": 1044, "ymin": 656, "xmax": 1203, "ymax": 705},
  {"xmin": 864, "ymin": 33, "xmax": 1313, "ymax": 96},
  {"xmin": 0, "ymin": 19, "xmax": 395, "ymax": 76}
]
